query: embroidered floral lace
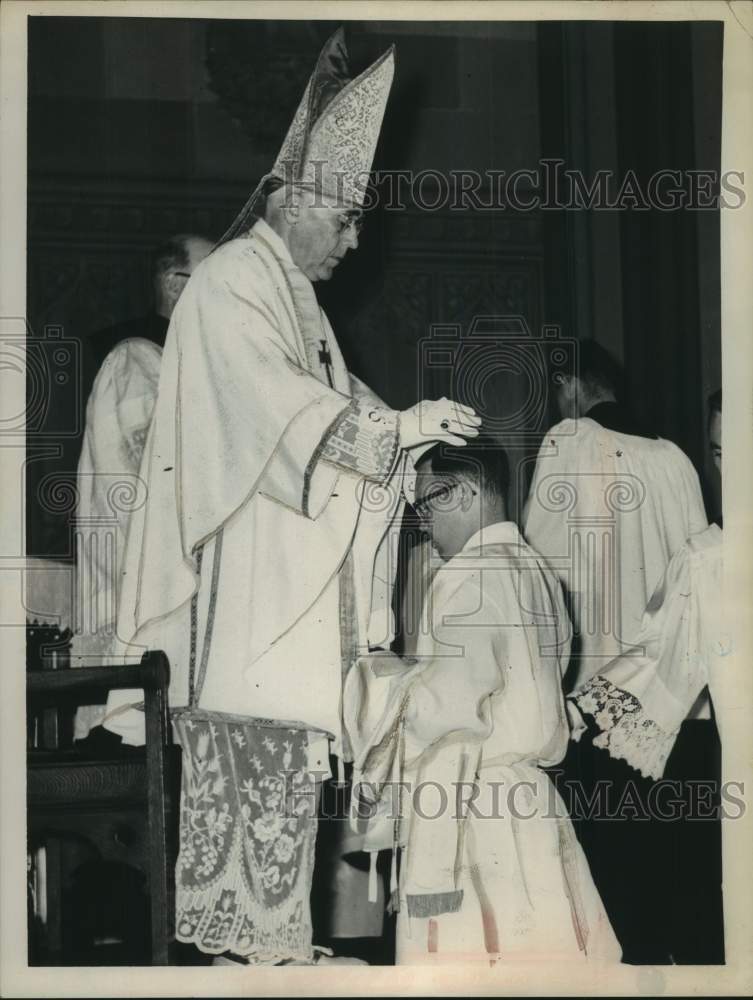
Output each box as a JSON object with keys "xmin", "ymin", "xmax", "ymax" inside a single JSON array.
[
  {"xmin": 573, "ymin": 675, "xmax": 678, "ymax": 780},
  {"xmin": 172, "ymin": 711, "xmax": 321, "ymax": 962}
]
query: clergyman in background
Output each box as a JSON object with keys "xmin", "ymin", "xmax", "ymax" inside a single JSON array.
[
  {"xmin": 571, "ymin": 388, "xmax": 725, "ymax": 964},
  {"xmin": 523, "ymin": 340, "xmax": 708, "ymax": 962},
  {"xmin": 71, "ymin": 234, "xmax": 212, "ymax": 739}
]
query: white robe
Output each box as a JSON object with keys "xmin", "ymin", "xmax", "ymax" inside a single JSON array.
[
  {"xmin": 71, "ymin": 337, "xmax": 162, "ymax": 738},
  {"xmin": 347, "ymin": 522, "xmax": 621, "ymax": 964},
  {"xmin": 104, "ymin": 220, "xmax": 407, "ymax": 761},
  {"xmin": 571, "ymin": 523, "xmax": 725, "ymax": 780},
  {"xmin": 523, "ymin": 416, "xmax": 708, "ymax": 691}
]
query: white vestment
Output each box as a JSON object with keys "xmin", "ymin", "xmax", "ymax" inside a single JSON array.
[
  {"xmin": 523, "ymin": 415, "xmax": 708, "ymax": 691},
  {"xmin": 571, "ymin": 522, "xmax": 725, "ymax": 780},
  {"xmin": 347, "ymin": 522, "xmax": 621, "ymax": 964},
  {"xmin": 72, "ymin": 337, "xmax": 162, "ymax": 738},
  {"xmin": 104, "ymin": 220, "xmax": 407, "ymax": 761}
]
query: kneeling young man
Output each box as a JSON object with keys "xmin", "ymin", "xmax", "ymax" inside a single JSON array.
[{"xmin": 347, "ymin": 438, "xmax": 621, "ymax": 964}]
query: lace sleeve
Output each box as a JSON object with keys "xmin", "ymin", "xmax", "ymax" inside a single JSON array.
[{"xmin": 572, "ymin": 675, "xmax": 681, "ymax": 781}]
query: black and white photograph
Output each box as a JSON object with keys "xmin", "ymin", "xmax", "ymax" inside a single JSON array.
[{"xmin": 1, "ymin": 1, "xmax": 752, "ymax": 995}]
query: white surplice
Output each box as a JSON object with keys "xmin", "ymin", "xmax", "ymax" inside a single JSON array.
[
  {"xmin": 71, "ymin": 337, "xmax": 162, "ymax": 738},
  {"xmin": 347, "ymin": 522, "xmax": 621, "ymax": 964},
  {"xmin": 103, "ymin": 220, "xmax": 407, "ymax": 760},
  {"xmin": 523, "ymin": 416, "xmax": 708, "ymax": 691},
  {"xmin": 571, "ymin": 522, "xmax": 725, "ymax": 780}
]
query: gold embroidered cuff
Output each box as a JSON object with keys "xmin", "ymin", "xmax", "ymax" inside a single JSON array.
[{"xmin": 319, "ymin": 399, "xmax": 400, "ymax": 481}]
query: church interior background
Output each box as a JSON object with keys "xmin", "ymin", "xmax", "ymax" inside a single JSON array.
[{"xmin": 26, "ymin": 17, "xmax": 722, "ymax": 563}]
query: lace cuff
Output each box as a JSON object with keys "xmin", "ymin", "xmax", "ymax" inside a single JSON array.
[{"xmin": 572, "ymin": 675, "xmax": 680, "ymax": 780}]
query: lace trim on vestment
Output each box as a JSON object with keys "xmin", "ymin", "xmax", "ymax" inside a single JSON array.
[{"xmin": 572, "ymin": 674, "xmax": 678, "ymax": 780}]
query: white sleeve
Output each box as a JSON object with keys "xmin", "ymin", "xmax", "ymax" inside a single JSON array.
[{"xmin": 571, "ymin": 543, "xmax": 708, "ymax": 779}]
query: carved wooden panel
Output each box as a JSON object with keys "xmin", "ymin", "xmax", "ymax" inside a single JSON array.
[
  {"xmin": 438, "ymin": 265, "xmax": 541, "ymax": 328},
  {"xmin": 340, "ymin": 270, "xmax": 433, "ymax": 407},
  {"xmin": 387, "ymin": 207, "xmax": 542, "ymax": 255},
  {"xmin": 27, "ymin": 249, "xmax": 148, "ymax": 341}
]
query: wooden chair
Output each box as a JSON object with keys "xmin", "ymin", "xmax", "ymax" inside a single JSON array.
[{"xmin": 27, "ymin": 650, "xmax": 178, "ymax": 965}]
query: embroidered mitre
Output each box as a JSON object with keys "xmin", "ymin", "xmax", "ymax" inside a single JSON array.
[{"xmin": 218, "ymin": 27, "xmax": 395, "ymax": 244}]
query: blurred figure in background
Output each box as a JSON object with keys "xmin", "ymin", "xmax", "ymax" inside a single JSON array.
[
  {"xmin": 570, "ymin": 388, "xmax": 725, "ymax": 964},
  {"xmin": 85, "ymin": 235, "xmax": 214, "ymax": 380},
  {"xmin": 523, "ymin": 340, "xmax": 708, "ymax": 963},
  {"xmin": 524, "ymin": 339, "xmax": 707, "ymax": 694},
  {"xmin": 72, "ymin": 234, "xmax": 212, "ymax": 740}
]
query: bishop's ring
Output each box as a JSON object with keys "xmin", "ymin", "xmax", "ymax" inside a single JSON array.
[{"xmin": 440, "ymin": 419, "xmax": 450, "ymax": 430}]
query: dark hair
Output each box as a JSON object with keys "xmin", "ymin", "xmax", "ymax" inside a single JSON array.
[
  {"xmin": 151, "ymin": 235, "xmax": 193, "ymax": 284},
  {"xmin": 572, "ymin": 340, "xmax": 624, "ymax": 400},
  {"xmin": 417, "ymin": 434, "xmax": 509, "ymax": 503}
]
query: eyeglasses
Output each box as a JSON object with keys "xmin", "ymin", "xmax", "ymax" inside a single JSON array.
[
  {"xmin": 336, "ymin": 213, "xmax": 364, "ymax": 236},
  {"xmin": 413, "ymin": 482, "xmax": 476, "ymax": 522}
]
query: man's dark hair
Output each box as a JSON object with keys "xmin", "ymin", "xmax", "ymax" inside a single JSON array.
[
  {"xmin": 572, "ymin": 339, "xmax": 625, "ymax": 400},
  {"xmin": 151, "ymin": 235, "xmax": 192, "ymax": 285},
  {"xmin": 417, "ymin": 434, "xmax": 509, "ymax": 503},
  {"xmin": 708, "ymin": 387, "xmax": 722, "ymax": 423}
]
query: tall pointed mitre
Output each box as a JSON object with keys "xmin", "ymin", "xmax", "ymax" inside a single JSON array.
[{"xmin": 217, "ymin": 28, "xmax": 395, "ymax": 246}]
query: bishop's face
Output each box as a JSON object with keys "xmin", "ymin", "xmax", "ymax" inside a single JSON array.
[{"xmin": 288, "ymin": 195, "xmax": 362, "ymax": 281}]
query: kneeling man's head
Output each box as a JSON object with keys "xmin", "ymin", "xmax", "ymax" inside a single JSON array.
[{"xmin": 414, "ymin": 436, "xmax": 509, "ymax": 560}]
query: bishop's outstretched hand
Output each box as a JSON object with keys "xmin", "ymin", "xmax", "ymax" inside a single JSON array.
[{"xmin": 399, "ymin": 397, "xmax": 481, "ymax": 449}]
